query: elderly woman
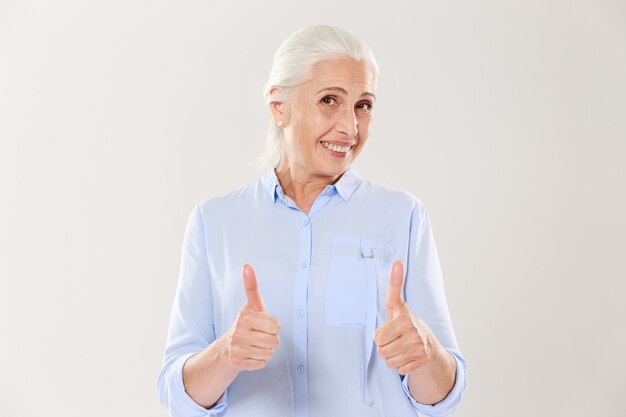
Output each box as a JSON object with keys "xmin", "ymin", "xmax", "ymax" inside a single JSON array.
[{"xmin": 157, "ymin": 25, "xmax": 467, "ymax": 417}]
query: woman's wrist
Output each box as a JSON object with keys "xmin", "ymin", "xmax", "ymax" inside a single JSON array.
[
  {"xmin": 213, "ymin": 332, "xmax": 240, "ymax": 374},
  {"xmin": 407, "ymin": 340, "xmax": 456, "ymax": 405},
  {"xmin": 182, "ymin": 334, "xmax": 240, "ymax": 408}
]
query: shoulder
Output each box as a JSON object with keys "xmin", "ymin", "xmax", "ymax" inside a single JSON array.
[
  {"xmin": 356, "ymin": 177, "xmax": 428, "ymax": 214},
  {"xmin": 195, "ymin": 177, "xmax": 263, "ymax": 217}
]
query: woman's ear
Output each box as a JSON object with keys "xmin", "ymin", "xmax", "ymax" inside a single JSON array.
[{"xmin": 268, "ymin": 86, "xmax": 289, "ymax": 127}]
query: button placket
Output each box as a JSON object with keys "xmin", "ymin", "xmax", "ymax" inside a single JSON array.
[{"xmin": 293, "ymin": 215, "xmax": 312, "ymax": 417}]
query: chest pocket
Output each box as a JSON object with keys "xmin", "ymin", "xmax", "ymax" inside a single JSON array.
[{"xmin": 325, "ymin": 236, "xmax": 396, "ymax": 328}]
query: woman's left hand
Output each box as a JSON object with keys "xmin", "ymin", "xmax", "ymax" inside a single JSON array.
[{"xmin": 374, "ymin": 260, "xmax": 442, "ymax": 375}]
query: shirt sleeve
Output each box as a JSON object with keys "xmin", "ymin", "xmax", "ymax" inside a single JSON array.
[
  {"xmin": 156, "ymin": 204, "xmax": 228, "ymax": 417},
  {"xmin": 400, "ymin": 199, "xmax": 468, "ymax": 417},
  {"xmin": 401, "ymin": 351, "xmax": 468, "ymax": 417}
]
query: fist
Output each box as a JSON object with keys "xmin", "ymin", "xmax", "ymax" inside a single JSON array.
[
  {"xmin": 374, "ymin": 260, "xmax": 435, "ymax": 375},
  {"xmin": 226, "ymin": 264, "xmax": 281, "ymax": 371}
]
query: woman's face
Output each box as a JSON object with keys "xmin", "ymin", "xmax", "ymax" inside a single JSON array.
[{"xmin": 277, "ymin": 58, "xmax": 376, "ymax": 180}]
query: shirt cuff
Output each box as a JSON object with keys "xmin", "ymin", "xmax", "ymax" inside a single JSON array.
[
  {"xmin": 401, "ymin": 351, "xmax": 467, "ymax": 417},
  {"xmin": 162, "ymin": 352, "xmax": 228, "ymax": 417}
]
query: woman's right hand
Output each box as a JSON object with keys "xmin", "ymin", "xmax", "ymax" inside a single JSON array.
[
  {"xmin": 225, "ymin": 264, "xmax": 281, "ymax": 371},
  {"xmin": 182, "ymin": 264, "xmax": 280, "ymax": 408}
]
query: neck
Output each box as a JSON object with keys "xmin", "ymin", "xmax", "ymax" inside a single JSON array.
[{"xmin": 274, "ymin": 160, "xmax": 343, "ymax": 214}]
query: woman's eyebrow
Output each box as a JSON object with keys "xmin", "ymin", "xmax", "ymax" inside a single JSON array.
[
  {"xmin": 316, "ymin": 87, "xmax": 348, "ymax": 95},
  {"xmin": 316, "ymin": 86, "xmax": 376, "ymax": 100}
]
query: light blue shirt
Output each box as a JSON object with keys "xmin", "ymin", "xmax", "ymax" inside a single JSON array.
[{"xmin": 157, "ymin": 167, "xmax": 467, "ymax": 417}]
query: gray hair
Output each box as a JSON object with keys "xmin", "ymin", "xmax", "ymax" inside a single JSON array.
[{"xmin": 256, "ymin": 25, "xmax": 380, "ymax": 171}]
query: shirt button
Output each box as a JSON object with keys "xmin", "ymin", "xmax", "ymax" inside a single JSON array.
[
  {"xmin": 303, "ymin": 219, "xmax": 310, "ymax": 227},
  {"xmin": 297, "ymin": 365, "xmax": 305, "ymax": 374},
  {"xmin": 301, "ymin": 261, "xmax": 308, "ymax": 268},
  {"xmin": 297, "ymin": 309, "xmax": 304, "ymax": 318}
]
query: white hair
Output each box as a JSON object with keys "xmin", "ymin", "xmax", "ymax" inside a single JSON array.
[{"xmin": 256, "ymin": 25, "xmax": 380, "ymax": 171}]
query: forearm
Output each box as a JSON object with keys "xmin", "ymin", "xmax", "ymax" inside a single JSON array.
[
  {"xmin": 182, "ymin": 334, "xmax": 239, "ymax": 408},
  {"xmin": 407, "ymin": 344, "xmax": 457, "ymax": 405}
]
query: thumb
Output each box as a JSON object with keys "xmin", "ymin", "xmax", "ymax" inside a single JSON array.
[
  {"xmin": 243, "ymin": 264, "xmax": 265, "ymax": 312},
  {"xmin": 385, "ymin": 260, "xmax": 405, "ymax": 320}
]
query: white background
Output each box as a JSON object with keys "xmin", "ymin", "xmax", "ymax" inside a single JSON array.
[{"xmin": 1, "ymin": 1, "xmax": 625, "ymax": 416}]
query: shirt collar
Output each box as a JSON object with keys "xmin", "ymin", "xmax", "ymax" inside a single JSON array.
[{"xmin": 261, "ymin": 166, "xmax": 363, "ymax": 203}]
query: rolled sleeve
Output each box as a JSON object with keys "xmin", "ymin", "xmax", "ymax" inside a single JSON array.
[
  {"xmin": 401, "ymin": 198, "xmax": 468, "ymax": 416},
  {"xmin": 157, "ymin": 352, "xmax": 228, "ymax": 417},
  {"xmin": 157, "ymin": 204, "xmax": 226, "ymax": 416},
  {"xmin": 401, "ymin": 350, "xmax": 467, "ymax": 417}
]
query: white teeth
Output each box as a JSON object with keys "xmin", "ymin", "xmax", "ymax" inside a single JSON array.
[{"xmin": 322, "ymin": 141, "xmax": 352, "ymax": 153}]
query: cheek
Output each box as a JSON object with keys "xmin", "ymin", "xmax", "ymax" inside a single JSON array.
[
  {"xmin": 358, "ymin": 119, "xmax": 372, "ymax": 139},
  {"xmin": 318, "ymin": 113, "xmax": 337, "ymax": 133}
]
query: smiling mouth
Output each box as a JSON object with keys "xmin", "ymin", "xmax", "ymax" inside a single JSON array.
[{"xmin": 320, "ymin": 141, "xmax": 354, "ymax": 153}]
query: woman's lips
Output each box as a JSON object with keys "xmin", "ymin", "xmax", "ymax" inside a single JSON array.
[{"xmin": 320, "ymin": 141, "xmax": 354, "ymax": 157}]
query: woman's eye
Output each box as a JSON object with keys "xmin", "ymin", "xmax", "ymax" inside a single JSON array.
[
  {"xmin": 321, "ymin": 96, "xmax": 337, "ymax": 106},
  {"xmin": 356, "ymin": 102, "xmax": 373, "ymax": 114}
]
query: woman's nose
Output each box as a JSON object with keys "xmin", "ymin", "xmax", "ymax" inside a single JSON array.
[{"xmin": 335, "ymin": 107, "xmax": 358, "ymax": 138}]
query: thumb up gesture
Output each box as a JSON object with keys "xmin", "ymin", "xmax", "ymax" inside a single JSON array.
[
  {"xmin": 226, "ymin": 264, "xmax": 281, "ymax": 371},
  {"xmin": 374, "ymin": 260, "xmax": 437, "ymax": 375}
]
